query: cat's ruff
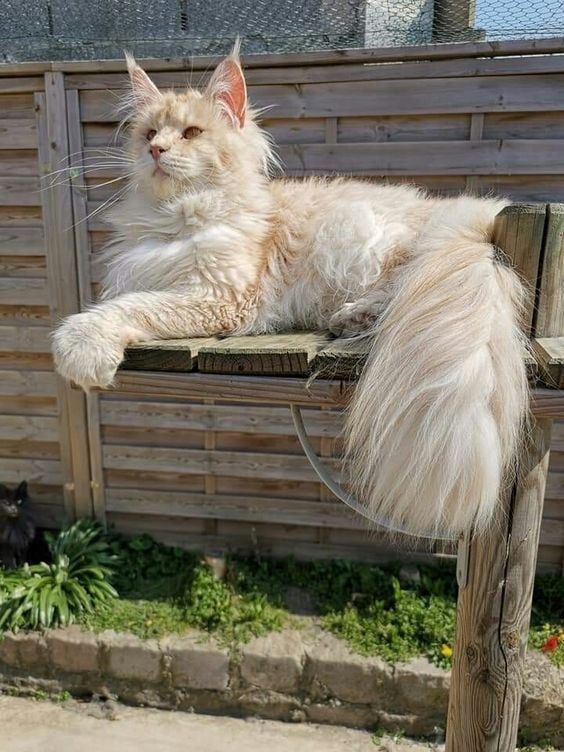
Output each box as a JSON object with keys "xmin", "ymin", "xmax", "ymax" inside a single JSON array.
[{"xmin": 52, "ymin": 47, "xmax": 529, "ymax": 539}]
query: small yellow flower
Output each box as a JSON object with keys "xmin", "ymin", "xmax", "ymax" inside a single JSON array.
[{"xmin": 440, "ymin": 644, "xmax": 453, "ymax": 659}]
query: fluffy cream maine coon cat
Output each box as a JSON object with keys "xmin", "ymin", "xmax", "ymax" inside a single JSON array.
[{"xmin": 52, "ymin": 48, "xmax": 530, "ymax": 538}]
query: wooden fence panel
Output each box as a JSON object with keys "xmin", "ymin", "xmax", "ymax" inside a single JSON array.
[{"xmin": 0, "ymin": 49, "xmax": 562, "ymax": 571}]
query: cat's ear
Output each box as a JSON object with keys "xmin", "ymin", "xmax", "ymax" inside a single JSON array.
[
  {"xmin": 125, "ymin": 53, "xmax": 162, "ymax": 108},
  {"xmin": 205, "ymin": 42, "xmax": 247, "ymax": 128},
  {"xmin": 0, "ymin": 484, "xmax": 8, "ymax": 498},
  {"xmin": 15, "ymin": 480, "xmax": 28, "ymax": 498}
]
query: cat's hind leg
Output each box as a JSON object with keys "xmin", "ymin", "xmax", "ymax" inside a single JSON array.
[{"xmin": 328, "ymin": 288, "xmax": 390, "ymax": 338}]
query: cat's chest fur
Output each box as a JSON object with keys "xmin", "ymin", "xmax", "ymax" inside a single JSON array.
[{"xmin": 102, "ymin": 189, "xmax": 263, "ymax": 299}]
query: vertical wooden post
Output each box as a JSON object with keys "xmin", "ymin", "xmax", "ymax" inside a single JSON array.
[
  {"xmin": 446, "ymin": 203, "xmax": 562, "ymax": 751},
  {"xmin": 65, "ymin": 88, "xmax": 106, "ymax": 525},
  {"xmin": 36, "ymin": 73, "xmax": 93, "ymax": 520}
]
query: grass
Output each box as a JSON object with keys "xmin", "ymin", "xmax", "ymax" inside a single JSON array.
[{"xmin": 76, "ymin": 532, "xmax": 564, "ymax": 668}]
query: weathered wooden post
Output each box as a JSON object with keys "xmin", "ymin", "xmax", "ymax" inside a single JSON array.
[{"xmin": 446, "ymin": 204, "xmax": 564, "ymax": 751}]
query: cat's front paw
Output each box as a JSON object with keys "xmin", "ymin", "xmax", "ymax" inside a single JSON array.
[{"xmin": 52, "ymin": 312, "xmax": 124, "ymax": 390}]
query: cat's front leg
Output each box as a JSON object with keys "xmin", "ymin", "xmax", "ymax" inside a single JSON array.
[
  {"xmin": 53, "ymin": 290, "xmax": 249, "ymax": 389},
  {"xmin": 52, "ymin": 308, "xmax": 138, "ymax": 389}
]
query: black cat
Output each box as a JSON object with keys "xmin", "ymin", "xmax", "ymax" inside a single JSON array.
[{"xmin": 0, "ymin": 481, "xmax": 36, "ymax": 569}]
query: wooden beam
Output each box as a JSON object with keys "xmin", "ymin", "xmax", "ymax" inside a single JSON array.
[
  {"xmin": 535, "ymin": 203, "xmax": 564, "ymax": 338},
  {"xmin": 36, "ymin": 76, "xmax": 93, "ymax": 521},
  {"xmin": 1, "ymin": 36, "xmax": 554, "ymax": 75},
  {"xmin": 66, "ymin": 87, "xmax": 106, "ymax": 526},
  {"xmin": 109, "ymin": 371, "xmax": 350, "ymax": 407},
  {"xmin": 446, "ymin": 419, "xmax": 551, "ymax": 751},
  {"xmin": 532, "ymin": 337, "xmax": 564, "ymax": 388},
  {"xmin": 492, "ymin": 203, "xmax": 547, "ymax": 335},
  {"xmin": 446, "ymin": 203, "xmax": 560, "ymax": 751},
  {"xmin": 105, "ymin": 371, "xmax": 564, "ymax": 416}
]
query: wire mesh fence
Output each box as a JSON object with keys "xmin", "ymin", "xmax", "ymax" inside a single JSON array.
[{"xmin": 2, "ymin": 0, "xmax": 564, "ymax": 63}]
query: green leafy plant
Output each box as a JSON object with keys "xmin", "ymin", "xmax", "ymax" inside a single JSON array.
[{"xmin": 0, "ymin": 520, "xmax": 117, "ymax": 632}]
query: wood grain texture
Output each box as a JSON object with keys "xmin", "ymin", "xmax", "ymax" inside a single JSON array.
[
  {"xmin": 41, "ymin": 37, "xmax": 564, "ymax": 75},
  {"xmin": 312, "ymin": 337, "xmax": 370, "ymax": 379},
  {"xmin": 100, "ymin": 399, "xmax": 342, "ymax": 437},
  {"xmin": 123, "ymin": 337, "xmax": 220, "ymax": 372},
  {"xmin": 36, "ymin": 79, "xmax": 92, "ymax": 520},
  {"xmin": 79, "ymin": 76, "xmax": 564, "ymax": 123},
  {"xmin": 110, "ymin": 370, "xmax": 352, "ymax": 406},
  {"xmin": 535, "ymin": 203, "xmax": 564, "ymax": 338},
  {"xmin": 492, "ymin": 203, "xmax": 547, "ymax": 335},
  {"xmin": 102, "ymin": 444, "xmax": 340, "ymax": 483},
  {"xmin": 446, "ymin": 421, "xmax": 551, "ymax": 751},
  {"xmin": 0, "ymin": 119, "xmax": 37, "ymax": 149},
  {"xmin": 532, "ymin": 337, "xmax": 564, "ymax": 388},
  {"xmin": 105, "ymin": 487, "xmax": 360, "ymax": 529},
  {"xmin": 198, "ymin": 333, "xmax": 331, "ymax": 376},
  {"xmin": 0, "ymin": 228, "xmax": 44, "ymax": 255},
  {"xmin": 65, "ymin": 88, "xmax": 106, "ymax": 525},
  {"xmin": 62, "ymin": 54, "xmax": 564, "ymax": 91}
]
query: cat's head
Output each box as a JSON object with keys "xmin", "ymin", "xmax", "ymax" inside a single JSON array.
[
  {"xmin": 123, "ymin": 44, "xmax": 276, "ymax": 200},
  {"xmin": 0, "ymin": 481, "xmax": 29, "ymax": 519}
]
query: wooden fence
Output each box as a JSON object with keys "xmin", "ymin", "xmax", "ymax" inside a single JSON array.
[{"xmin": 0, "ymin": 39, "xmax": 563, "ymax": 572}]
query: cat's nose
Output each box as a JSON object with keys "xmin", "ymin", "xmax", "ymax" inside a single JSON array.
[{"xmin": 150, "ymin": 144, "xmax": 167, "ymax": 162}]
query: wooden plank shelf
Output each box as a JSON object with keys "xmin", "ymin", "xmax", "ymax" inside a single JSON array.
[{"xmin": 122, "ymin": 333, "xmax": 558, "ymax": 386}]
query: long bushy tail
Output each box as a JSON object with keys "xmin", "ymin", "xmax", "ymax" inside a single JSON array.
[{"xmin": 344, "ymin": 197, "xmax": 530, "ymax": 538}]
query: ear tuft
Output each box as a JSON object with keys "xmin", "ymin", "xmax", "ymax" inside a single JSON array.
[
  {"xmin": 205, "ymin": 44, "xmax": 247, "ymax": 128},
  {"xmin": 125, "ymin": 53, "xmax": 162, "ymax": 108}
]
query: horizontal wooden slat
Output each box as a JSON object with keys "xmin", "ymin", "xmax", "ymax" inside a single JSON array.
[
  {"xmin": 0, "ymin": 304, "xmax": 51, "ymax": 327},
  {"xmin": 0, "ymin": 227, "xmax": 44, "ymax": 255},
  {"xmin": 80, "ymin": 76, "xmax": 564, "ymax": 122},
  {"xmin": 31, "ymin": 37, "xmax": 562, "ymax": 76},
  {"xmin": 0, "ymin": 278, "xmax": 48, "ymax": 305},
  {"xmin": 0, "ymin": 119, "xmax": 37, "ymax": 149},
  {"xmin": 0, "ymin": 351, "xmax": 52, "ymax": 370},
  {"xmin": 0, "ymin": 255, "xmax": 46, "ymax": 278},
  {"xmin": 0, "ymin": 206, "xmax": 42, "ymax": 226},
  {"xmin": 63, "ymin": 54, "xmax": 564, "ymax": 90},
  {"xmin": 279, "ymin": 140, "xmax": 564, "ymax": 176},
  {"xmin": 0, "ymin": 395, "xmax": 58, "ymax": 416},
  {"xmin": 484, "ymin": 111, "xmax": 564, "ymax": 140},
  {"xmin": 105, "ymin": 488, "xmax": 360, "ymax": 529},
  {"xmin": 546, "ymin": 471, "xmax": 564, "ymax": 500},
  {"xmin": 102, "ymin": 444, "xmax": 339, "ymax": 482},
  {"xmin": 0, "ymin": 78, "xmax": 45, "ymax": 94},
  {"xmin": 0, "ymin": 176, "xmax": 41, "ymax": 205},
  {"xmin": 0, "ymin": 94, "xmax": 36, "ymax": 119},
  {"xmin": 0, "ymin": 414, "xmax": 58, "ymax": 442},
  {"xmin": 83, "ymin": 138, "xmax": 564, "ymax": 181},
  {"xmin": 0, "ymin": 457, "xmax": 62, "ymax": 485},
  {"xmin": 198, "ymin": 333, "xmax": 330, "ymax": 376},
  {"xmin": 0, "ymin": 151, "xmax": 40, "ymax": 177},
  {"xmin": 0, "ymin": 325, "xmax": 51, "ymax": 352},
  {"xmin": 100, "ymin": 399, "xmax": 342, "ymax": 436},
  {"xmin": 0, "ymin": 370, "xmax": 57, "ymax": 396},
  {"xmin": 540, "ymin": 517, "xmax": 564, "ymax": 547},
  {"xmin": 0, "ymin": 438, "xmax": 60, "ymax": 460},
  {"xmin": 338, "ymin": 114, "xmax": 470, "ymax": 143}
]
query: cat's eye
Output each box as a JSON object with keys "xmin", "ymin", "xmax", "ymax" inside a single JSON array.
[
  {"xmin": 16, "ymin": 499, "xmax": 22, "ymax": 505},
  {"xmin": 146, "ymin": 129, "xmax": 157, "ymax": 141},
  {"xmin": 182, "ymin": 126, "xmax": 202, "ymax": 139}
]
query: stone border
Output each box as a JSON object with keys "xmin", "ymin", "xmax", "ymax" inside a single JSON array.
[{"xmin": 0, "ymin": 627, "xmax": 562, "ymax": 745}]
